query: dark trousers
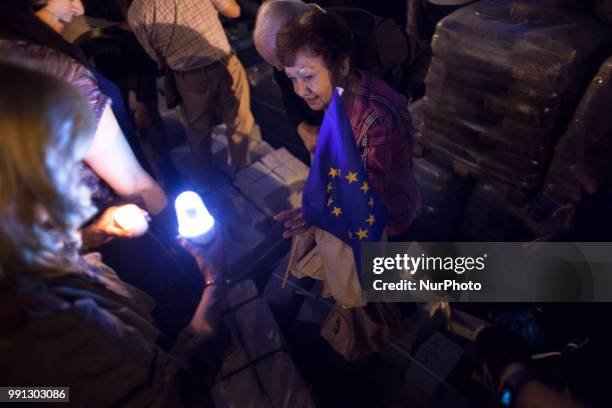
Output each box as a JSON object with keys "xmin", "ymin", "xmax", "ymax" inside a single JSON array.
[{"xmin": 173, "ymin": 55, "xmax": 255, "ymax": 183}]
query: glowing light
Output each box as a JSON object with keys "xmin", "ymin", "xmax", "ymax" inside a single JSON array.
[
  {"xmin": 175, "ymin": 191, "xmax": 215, "ymax": 244},
  {"xmin": 113, "ymin": 204, "xmax": 148, "ymax": 235}
]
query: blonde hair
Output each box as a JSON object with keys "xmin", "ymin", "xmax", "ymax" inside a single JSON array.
[{"xmin": 0, "ymin": 60, "xmax": 96, "ymax": 278}]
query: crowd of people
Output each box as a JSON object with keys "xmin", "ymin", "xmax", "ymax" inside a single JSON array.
[{"xmin": 0, "ymin": 0, "xmax": 608, "ymax": 407}]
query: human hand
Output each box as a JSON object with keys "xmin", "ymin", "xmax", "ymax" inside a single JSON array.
[
  {"xmin": 273, "ymin": 208, "xmax": 313, "ymax": 239},
  {"xmin": 93, "ymin": 204, "xmax": 149, "ymax": 238},
  {"xmin": 133, "ymin": 101, "xmax": 151, "ymax": 129},
  {"xmin": 297, "ymin": 122, "xmax": 319, "ymax": 153},
  {"xmin": 81, "ymin": 204, "xmax": 148, "ymax": 248},
  {"xmin": 176, "ymin": 235, "xmax": 226, "ymax": 284}
]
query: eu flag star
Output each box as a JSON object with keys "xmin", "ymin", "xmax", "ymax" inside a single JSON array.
[
  {"xmin": 332, "ymin": 207, "xmax": 343, "ymax": 217},
  {"xmin": 327, "ymin": 196, "xmax": 334, "ymax": 207},
  {"xmin": 368, "ymin": 197, "xmax": 375, "ymax": 208},
  {"xmin": 348, "ymin": 230, "xmax": 353, "ymax": 239},
  {"xmin": 326, "ymin": 182, "xmax": 333, "ymax": 193},
  {"xmin": 345, "ymin": 171, "xmax": 358, "ymax": 184},
  {"xmin": 356, "ymin": 228, "xmax": 368, "ymax": 240},
  {"xmin": 366, "ymin": 214, "xmax": 375, "ymax": 226},
  {"xmin": 328, "ymin": 167, "xmax": 340, "ymax": 178},
  {"xmin": 360, "ymin": 181, "xmax": 369, "ymax": 194}
]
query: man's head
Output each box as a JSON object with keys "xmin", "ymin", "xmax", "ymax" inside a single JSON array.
[{"xmin": 253, "ymin": 0, "xmax": 308, "ymax": 69}]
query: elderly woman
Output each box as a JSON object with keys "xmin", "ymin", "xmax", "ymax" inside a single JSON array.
[
  {"xmin": 253, "ymin": 0, "xmax": 411, "ymax": 156},
  {"xmin": 276, "ymin": 7, "xmax": 421, "ymax": 241},
  {"xmin": 0, "ymin": 60, "xmax": 226, "ymax": 406}
]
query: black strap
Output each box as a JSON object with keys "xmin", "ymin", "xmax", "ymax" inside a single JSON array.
[{"xmin": 148, "ymin": 0, "xmax": 178, "ymax": 69}]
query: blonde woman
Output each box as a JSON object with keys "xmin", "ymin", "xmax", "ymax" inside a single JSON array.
[{"xmin": 0, "ymin": 61, "xmax": 226, "ymax": 406}]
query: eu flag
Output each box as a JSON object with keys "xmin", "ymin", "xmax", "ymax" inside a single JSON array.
[{"xmin": 302, "ymin": 88, "xmax": 388, "ymax": 280}]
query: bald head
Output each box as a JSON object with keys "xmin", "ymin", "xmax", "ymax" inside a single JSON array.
[{"xmin": 253, "ymin": 0, "xmax": 309, "ymax": 69}]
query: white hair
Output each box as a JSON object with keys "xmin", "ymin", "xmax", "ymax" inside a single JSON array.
[{"xmin": 253, "ymin": 0, "xmax": 309, "ymax": 67}]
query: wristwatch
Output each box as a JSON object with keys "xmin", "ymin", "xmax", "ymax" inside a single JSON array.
[{"xmin": 500, "ymin": 367, "xmax": 536, "ymax": 407}]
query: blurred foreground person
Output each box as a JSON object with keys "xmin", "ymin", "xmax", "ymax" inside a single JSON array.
[
  {"xmin": 0, "ymin": 1, "xmax": 208, "ymax": 338},
  {"xmin": 0, "ymin": 61, "xmax": 226, "ymax": 407}
]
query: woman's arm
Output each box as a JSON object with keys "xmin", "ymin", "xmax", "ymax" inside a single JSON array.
[
  {"xmin": 85, "ymin": 105, "xmax": 168, "ymax": 214},
  {"xmin": 7, "ymin": 44, "xmax": 169, "ymax": 214},
  {"xmin": 212, "ymin": 0, "xmax": 241, "ymax": 18}
]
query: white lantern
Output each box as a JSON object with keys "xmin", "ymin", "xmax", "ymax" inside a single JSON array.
[
  {"xmin": 175, "ymin": 191, "xmax": 216, "ymax": 244},
  {"xmin": 113, "ymin": 204, "xmax": 148, "ymax": 236}
]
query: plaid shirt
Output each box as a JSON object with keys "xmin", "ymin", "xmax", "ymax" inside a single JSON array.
[
  {"xmin": 347, "ymin": 71, "xmax": 422, "ymax": 236},
  {"xmin": 128, "ymin": 0, "xmax": 231, "ymax": 71}
]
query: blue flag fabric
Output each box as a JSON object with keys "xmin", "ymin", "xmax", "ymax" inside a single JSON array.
[{"xmin": 302, "ymin": 89, "xmax": 388, "ymax": 280}]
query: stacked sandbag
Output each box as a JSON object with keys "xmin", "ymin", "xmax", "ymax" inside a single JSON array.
[
  {"xmin": 234, "ymin": 147, "xmax": 309, "ymax": 217},
  {"xmin": 545, "ymin": 56, "xmax": 612, "ymax": 203},
  {"xmin": 410, "ymin": 157, "xmax": 472, "ymax": 241},
  {"xmin": 213, "ymin": 280, "xmax": 315, "ymax": 408},
  {"xmin": 460, "ymin": 183, "xmax": 546, "ymax": 241},
  {"xmin": 410, "ymin": 100, "xmax": 472, "ymax": 241},
  {"xmin": 418, "ymin": 0, "xmax": 612, "ymax": 195}
]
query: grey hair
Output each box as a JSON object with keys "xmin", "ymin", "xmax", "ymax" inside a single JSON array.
[{"xmin": 253, "ymin": 0, "xmax": 310, "ymax": 61}]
